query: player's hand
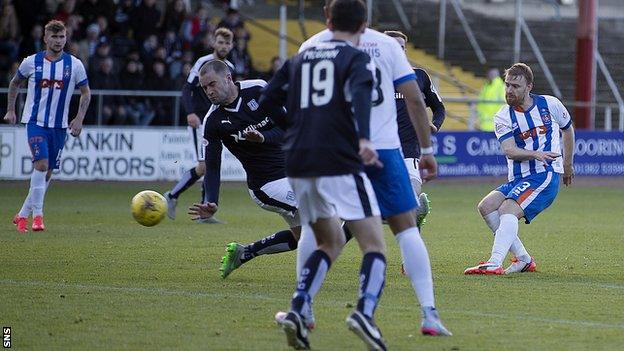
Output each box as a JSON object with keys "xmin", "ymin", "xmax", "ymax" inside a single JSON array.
[
  {"xmin": 419, "ymin": 153, "xmax": 438, "ymax": 183},
  {"xmin": 188, "ymin": 202, "xmax": 218, "ymax": 220},
  {"xmin": 563, "ymin": 163, "xmax": 574, "ymax": 186},
  {"xmin": 187, "ymin": 113, "xmax": 201, "ymax": 128},
  {"xmin": 244, "ymin": 130, "xmax": 265, "ymax": 143},
  {"xmin": 359, "ymin": 139, "xmax": 383, "ymax": 168},
  {"xmin": 430, "ymin": 123, "xmax": 438, "ymax": 133},
  {"xmin": 69, "ymin": 118, "xmax": 83, "ymax": 137},
  {"xmin": 3, "ymin": 111, "xmax": 16, "ymax": 124},
  {"xmin": 534, "ymin": 151, "xmax": 560, "ymax": 164}
]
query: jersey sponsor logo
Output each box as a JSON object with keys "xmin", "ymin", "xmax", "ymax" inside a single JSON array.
[
  {"xmin": 519, "ymin": 126, "xmax": 548, "ymax": 140},
  {"xmin": 247, "ymin": 99, "xmax": 259, "ymax": 111},
  {"xmin": 230, "ymin": 117, "xmax": 271, "ymax": 143},
  {"xmin": 40, "ymin": 78, "xmax": 65, "ymax": 89}
]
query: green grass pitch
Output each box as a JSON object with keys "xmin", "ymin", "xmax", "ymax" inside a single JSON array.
[{"xmin": 1, "ymin": 179, "xmax": 623, "ymax": 350}]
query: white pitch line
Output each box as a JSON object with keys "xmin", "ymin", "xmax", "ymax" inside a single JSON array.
[{"xmin": 2, "ymin": 279, "xmax": 624, "ymax": 330}]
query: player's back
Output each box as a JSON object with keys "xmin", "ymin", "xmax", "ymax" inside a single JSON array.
[
  {"xmin": 282, "ymin": 40, "xmax": 372, "ymax": 177},
  {"xmin": 300, "ymin": 28, "xmax": 416, "ymax": 150}
]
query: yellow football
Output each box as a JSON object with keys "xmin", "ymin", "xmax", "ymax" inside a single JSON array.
[{"xmin": 131, "ymin": 190, "xmax": 167, "ymax": 227}]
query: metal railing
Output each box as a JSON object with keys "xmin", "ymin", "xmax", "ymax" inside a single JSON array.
[
  {"xmin": 2, "ymin": 88, "xmax": 621, "ymax": 131},
  {"xmin": 0, "ymin": 88, "xmax": 183, "ymax": 127}
]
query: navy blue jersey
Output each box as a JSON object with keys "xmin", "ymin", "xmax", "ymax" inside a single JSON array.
[
  {"xmin": 395, "ymin": 68, "xmax": 446, "ymax": 158},
  {"xmin": 261, "ymin": 40, "xmax": 374, "ymax": 177},
  {"xmin": 203, "ymin": 80, "xmax": 287, "ymax": 204}
]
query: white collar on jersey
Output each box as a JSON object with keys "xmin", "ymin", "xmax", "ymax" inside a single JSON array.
[{"xmin": 224, "ymin": 97, "xmax": 242, "ymax": 112}]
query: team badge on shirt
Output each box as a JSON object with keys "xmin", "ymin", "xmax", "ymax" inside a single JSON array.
[
  {"xmin": 540, "ymin": 108, "xmax": 552, "ymax": 124},
  {"xmin": 247, "ymin": 99, "xmax": 259, "ymax": 111}
]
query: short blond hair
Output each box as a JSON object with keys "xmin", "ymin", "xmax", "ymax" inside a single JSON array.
[
  {"xmin": 505, "ymin": 63, "xmax": 533, "ymax": 85},
  {"xmin": 384, "ymin": 30, "xmax": 408, "ymax": 43},
  {"xmin": 44, "ymin": 20, "xmax": 66, "ymax": 34},
  {"xmin": 214, "ymin": 27, "xmax": 233, "ymax": 41}
]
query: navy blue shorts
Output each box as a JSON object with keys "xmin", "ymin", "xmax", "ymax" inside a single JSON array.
[
  {"xmin": 365, "ymin": 149, "xmax": 417, "ymax": 218},
  {"xmin": 496, "ymin": 171, "xmax": 560, "ymax": 224},
  {"xmin": 27, "ymin": 123, "xmax": 67, "ymax": 170}
]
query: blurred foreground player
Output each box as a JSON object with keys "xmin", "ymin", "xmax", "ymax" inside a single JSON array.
[{"xmin": 261, "ymin": 0, "xmax": 387, "ymax": 349}]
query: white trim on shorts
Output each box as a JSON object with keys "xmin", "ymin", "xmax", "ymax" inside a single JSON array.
[
  {"xmin": 188, "ymin": 125, "xmax": 205, "ymax": 162},
  {"xmin": 248, "ymin": 178, "xmax": 301, "ymax": 228},
  {"xmin": 403, "ymin": 157, "xmax": 422, "ymax": 191},
  {"xmin": 288, "ymin": 172, "xmax": 380, "ymax": 225}
]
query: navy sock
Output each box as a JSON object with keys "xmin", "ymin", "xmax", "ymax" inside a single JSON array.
[
  {"xmin": 241, "ymin": 229, "xmax": 297, "ymax": 263},
  {"xmin": 170, "ymin": 168, "xmax": 200, "ymax": 199},
  {"xmin": 356, "ymin": 252, "xmax": 386, "ymax": 318},
  {"xmin": 292, "ymin": 250, "xmax": 331, "ymax": 314}
]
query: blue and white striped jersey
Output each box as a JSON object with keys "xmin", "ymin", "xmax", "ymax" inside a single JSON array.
[
  {"xmin": 494, "ymin": 94, "xmax": 572, "ymax": 181},
  {"xmin": 18, "ymin": 51, "xmax": 88, "ymax": 128}
]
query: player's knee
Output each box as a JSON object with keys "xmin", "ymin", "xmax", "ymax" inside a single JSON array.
[
  {"xmin": 477, "ymin": 199, "xmax": 489, "ymax": 216},
  {"xmin": 195, "ymin": 162, "xmax": 206, "ymax": 175},
  {"xmin": 33, "ymin": 160, "xmax": 49, "ymax": 172},
  {"xmin": 499, "ymin": 199, "xmax": 522, "ymax": 217}
]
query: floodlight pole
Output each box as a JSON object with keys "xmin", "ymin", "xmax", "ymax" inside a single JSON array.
[
  {"xmin": 513, "ymin": 0, "xmax": 522, "ymax": 63},
  {"xmin": 574, "ymin": 0, "xmax": 597, "ymax": 129},
  {"xmin": 279, "ymin": 2, "xmax": 287, "ymax": 60}
]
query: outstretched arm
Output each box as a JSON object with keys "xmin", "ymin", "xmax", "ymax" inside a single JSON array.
[
  {"xmin": 3, "ymin": 74, "xmax": 26, "ymax": 124},
  {"xmin": 500, "ymin": 137, "xmax": 560, "ymax": 163}
]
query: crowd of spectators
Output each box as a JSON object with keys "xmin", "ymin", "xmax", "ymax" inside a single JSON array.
[{"xmin": 0, "ymin": 0, "xmax": 277, "ymax": 125}]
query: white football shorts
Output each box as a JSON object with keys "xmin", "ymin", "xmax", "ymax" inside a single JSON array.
[
  {"xmin": 189, "ymin": 124, "xmax": 205, "ymax": 162},
  {"xmin": 249, "ymin": 178, "xmax": 301, "ymax": 228},
  {"xmin": 403, "ymin": 158, "xmax": 422, "ymax": 193},
  {"xmin": 288, "ymin": 172, "xmax": 380, "ymax": 225}
]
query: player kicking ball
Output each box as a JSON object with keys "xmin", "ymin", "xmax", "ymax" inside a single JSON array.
[{"xmin": 464, "ymin": 63, "xmax": 575, "ymax": 275}]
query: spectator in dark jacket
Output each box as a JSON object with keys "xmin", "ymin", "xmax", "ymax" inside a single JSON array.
[
  {"xmin": 120, "ymin": 59, "xmax": 155, "ymax": 125},
  {"xmin": 217, "ymin": 8, "xmax": 244, "ymax": 32},
  {"xmin": 91, "ymin": 57, "xmax": 127, "ymax": 125},
  {"xmin": 144, "ymin": 60, "xmax": 174, "ymax": 125},
  {"xmin": 130, "ymin": 0, "xmax": 161, "ymax": 42},
  {"xmin": 229, "ymin": 37, "xmax": 254, "ymax": 80},
  {"xmin": 163, "ymin": 0, "xmax": 187, "ymax": 32}
]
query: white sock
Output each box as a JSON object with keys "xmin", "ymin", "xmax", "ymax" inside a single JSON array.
[
  {"xmin": 484, "ymin": 211, "xmax": 530, "ymax": 262},
  {"xmin": 395, "ymin": 227, "xmax": 435, "ymax": 308},
  {"xmin": 29, "ymin": 170, "xmax": 47, "ymax": 217},
  {"xmin": 18, "ymin": 194, "xmax": 33, "ymax": 218},
  {"xmin": 296, "ymin": 224, "xmax": 318, "ymax": 279},
  {"xmin": 489, "ymin": 214, "xmax": 519, "ymax": 266}
]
